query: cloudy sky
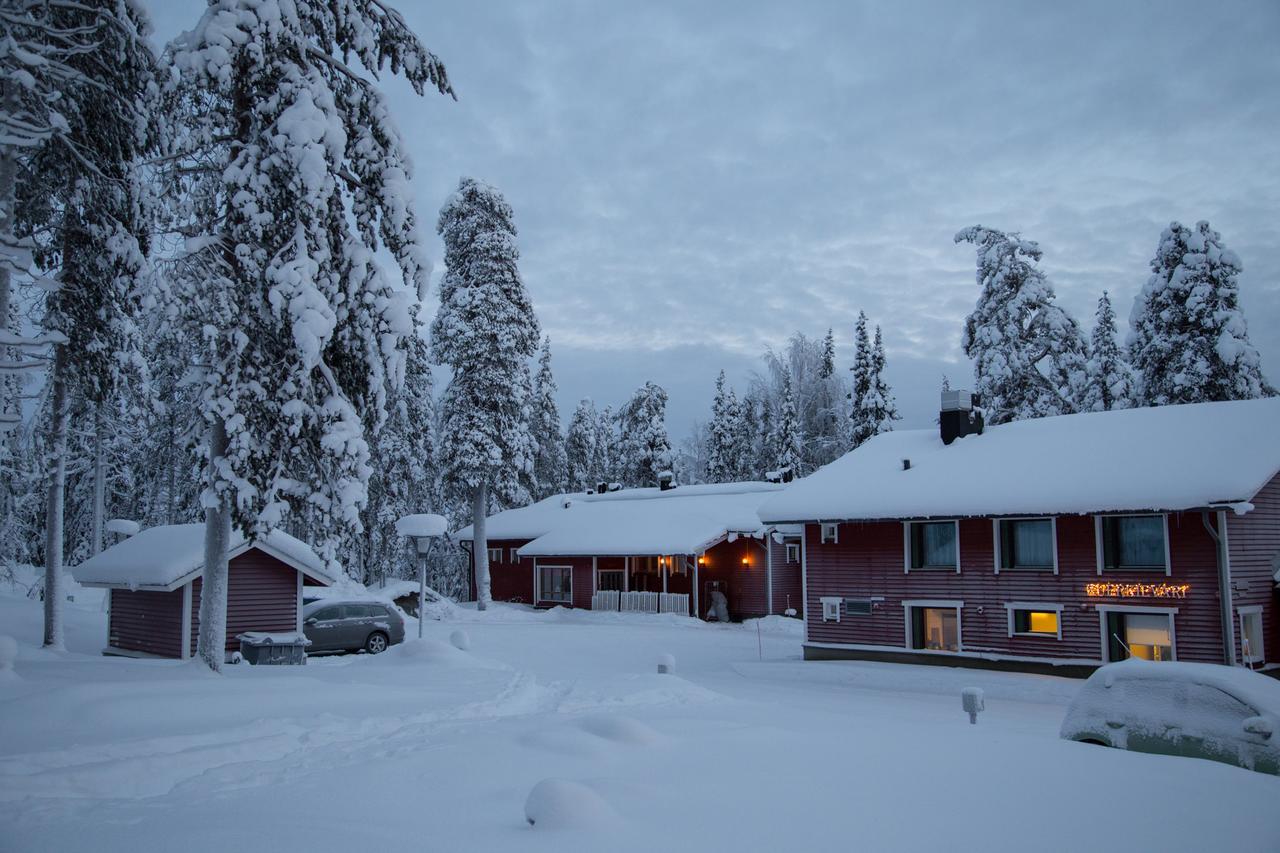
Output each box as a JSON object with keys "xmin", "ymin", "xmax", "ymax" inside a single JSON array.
[{"xmin": 150, "ymin": 1, "xmax": 1280, "ymax": 437}]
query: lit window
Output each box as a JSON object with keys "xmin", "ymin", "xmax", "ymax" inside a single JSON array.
[
  {"xmin": 910, "ymin": 606, "xmax": 959, "ymax": 651},
  {"xmin": 1012, "ymin": 608, "xmax": 1059, "ymax": 636},
  {"xmin": 997, "ymin": 519, "xmax": 1054, "ymax": 570},
  {"xmin": 1106, "ymin": 611, "xmax": 1173, "ymax": 662},
  {"xmin": 821, "ymin": 523, "xmax": 839, "ymax": 544},
  {"xmin": 908, "ymin": 522, "xmax": 957, "ymax": 570},
  {"xmin": 785, "ymin": 543, "xmax": 800, "ymax": 564},
  {"xmin": 820, "ymin": 597, "xmax": 841, "ymax": 622},
  {"xmin": 1241, "ymin": 609, "xmax": 1265, "ymax": 663},
  {"xmin": 1100, "ymin": 515, "xmax": 1166, "ymax": 571}
]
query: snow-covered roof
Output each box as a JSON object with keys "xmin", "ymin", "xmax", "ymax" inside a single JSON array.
[
  {"xmin": 457, "ymin": 483, "xmax": 786, "ymax": 556},
  {"xmin": 759, "ymin": 398, "xmax": 1280, "ymax": 523},
  {"xmin": 73, "ymin": 524, "xmax": 336, "ymax": 591}
]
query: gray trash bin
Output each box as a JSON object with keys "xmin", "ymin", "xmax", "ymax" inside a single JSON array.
[{"xmin": 236, "ymin": 631, "xmax": 311, "ymax": 665}]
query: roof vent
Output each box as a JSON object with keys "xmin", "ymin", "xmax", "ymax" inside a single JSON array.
[
  {"xmin": 902, "ymin": 459, "xmax": 911, "ymax": 471},
  {"xmin": 940, "ymin": 390, "xmax": 984, "ymax": 445}
]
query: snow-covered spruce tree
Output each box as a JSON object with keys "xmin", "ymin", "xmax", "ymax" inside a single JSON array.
[
  {"xmin": 11, "ymin": 0, "xmax": 157, "ymax": 648},
  {"xmin": 956, "ymin": 226, "xmax": 1090, "ymax": 424},
  {"xmin": 847, "ymin": 312, "xmax": 872, "ymax": 448},
  {"xmin": 861, "ymin": 325, "xmax": 900, "ymax": 439},
  {"xmin": 618, "ymin": 382, "xmax": 673, "ymax": 487},
  {"xmin": 594, "ymin": 404, "xmax": 617, "ymax": 484},
  {"xmin": 810, "ymin": 327, "xmax": 843, "ymax": 467},
  {"xmin": 705, "ymin": 370, "xmax": 742, "ymax": 483},
  {"xmin": 432, "ymin": 177, "xmax": 539, "ymax": 610},
  {"xmin": 1128, "ymin": 221, "xmax": 1270, "ymax": 406},
  {"xmin": 358, "ymin": 333, "xmax": 436, "ymax": 585},
  {"xmin": 565, "ymin": 398, "xmax": 598, "ymax": 492},
  {"xmin": 529, "ymin": 336, "xmax": 566, "ymax": 499},
  {"xmin": 165, "ymin": 1, "xmax": 452, "ymax": 666},
  {"xmin": 1083, "ymin": 291, "xmax": 1135, "ymax": 412},
  {"xmin": 771, "ymin": 372, "xmax": 802, "ymax": 475}
]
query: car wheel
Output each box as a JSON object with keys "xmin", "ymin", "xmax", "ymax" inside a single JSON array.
[{"xmin": 365, "ymin": 632, "xmax": 389, "ymax": 654}]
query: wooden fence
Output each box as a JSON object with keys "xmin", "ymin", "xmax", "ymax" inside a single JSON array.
[{"xmin": 591, "ymin": 589, "xmax": 690, "ymax": 616}]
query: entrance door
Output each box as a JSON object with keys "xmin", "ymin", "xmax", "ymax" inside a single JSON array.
[{"xmin": 1106, "ymin": 611, "xmax": 1174, "ymax": 662}]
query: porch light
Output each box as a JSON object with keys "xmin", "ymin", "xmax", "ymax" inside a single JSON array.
[
  {"xmin": 697, "ymin": 557, "xmax": 705, "ymax": 566},
  {"xmin": 741, "ymin": 557, "xmax": 749, "ymax": 566}
]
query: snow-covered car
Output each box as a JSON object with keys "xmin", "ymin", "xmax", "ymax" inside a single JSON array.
[
  {"xmin": 302, "ymin": 600, "xmax": 405, "ymax": 655},
  {"xmin": 1060, "ymin": 660, "xmax": 1280, "ymax": 775}
]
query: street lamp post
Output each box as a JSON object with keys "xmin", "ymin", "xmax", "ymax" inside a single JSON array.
[{"xmin": 395, "ymin": 514, "xmax": 449, "ymax": 639}]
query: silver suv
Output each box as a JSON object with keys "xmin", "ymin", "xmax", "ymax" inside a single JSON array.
[{"xmin": 303, "ymin": 600, "xmax": 405, "ymax": 654}]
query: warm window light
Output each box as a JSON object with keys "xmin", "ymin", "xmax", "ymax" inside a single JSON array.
[{"xmin": 1029, "ymin": 611, "xmax": 1058, "ymax": 634}]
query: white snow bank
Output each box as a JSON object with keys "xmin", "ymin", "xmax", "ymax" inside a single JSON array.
[
  {"xmin": 73, "ymin": 524, "xmax": 335, "ymax": 590},
  {"xmin": 0, "ymin": 635, "xmax": 17, "ymax": 682},
  {"xmin": 524, "ymin": 778, "xmax": 619, "ymax": 830},
  {"xmin": 578, "ymin": 714, "xmax": 663, "ymax": 746},
  {"xmin": 361, "ymin": 638, "xmax": 505, "ymax": 671},
  {"xmin": 761, "ymin": 397, "xmax": 1280, "ymax": 522}
]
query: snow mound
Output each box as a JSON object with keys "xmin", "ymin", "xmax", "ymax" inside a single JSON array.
[
  {"xmin": 742, "ymin": 615, "xmax": 805, "ymax": 636},
  {"xmin": 524, "ymin": 778, "xmax": 619, "ymax": 830},
  {"xmin": 364, "ymin": 638, "xmax": 485, "ymax": 669},
  {"xmin": 450, "ymin": 629, "xmax": 471, "ymax": 651},
  {"xmin": 656, "ymin": 652, "xmax": 675, "ymax": 674},
  {"xmin": 556, "ymin": 673, "xmax": 721, "ymax": 714},
  {"xmin": 578, "ymin": 714, "xmax": 662, "ymax": 746}
]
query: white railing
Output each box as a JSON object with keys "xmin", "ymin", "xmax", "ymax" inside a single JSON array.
[
  {"xmin": 590, "ymin": 590, "xmax": 620, "ymax": 611},
  {"xmin": 593, "ymin": 589, "xmax": 690, "ymax": 616},
  {"xmin": 658, "ymin": 593, "xmax": 689, "ymax": 615}
]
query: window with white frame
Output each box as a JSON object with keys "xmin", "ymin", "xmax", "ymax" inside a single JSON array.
[
  {"xmin": 539, "ymin": 565, "xmax": 572, "ymax": 603},
  {"xmin": 996, "ymin": 519, "xmax": 1055, "ymax": 570},
  {"xmin": 510, "ymin": 548, "xmax": 521, "ymax": 563},
  {"xmin": 1098, "ymin": 515, "xmax": 1167, "ymax": 571},
  {"xmin": 820, "ymin": 523, "xmax": 838, "ymax": 544},
  {"xmin": 820, "ymin": 597, "xmax": 842, "ymax": 622},
  {"xmin": 486, "ymin": 547, "xmax": 502, "ymax": 565},
  {"xmin": 1240, "ymin": 608, "xmax": 1265, "ymax": 664},
  {"xmin": 1007, "ymin": 605, "xmax": 1062, "ymax": 638},
  {"xmin": 785, "ymin": 543, "xmax": 800, "ymax": 563},
  {"xmin": 1104, "ymin": 610, "xmax": 1174, "ymax": 662},
  {"xmin": 907, "ymin": 521, "xmax": 958, "ymax": 570}
]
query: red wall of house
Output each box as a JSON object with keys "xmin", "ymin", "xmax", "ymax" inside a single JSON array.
[
  {"xmin": 482, "ymin": 538, "xmax": 535, "ymax": 604},
  {"xmin": 109, "ymin": 588, "xmax": 184, "ymax": 657},
  {"xmin": 190, "ymin": 549, "xmax": 301, "ymax": 654},
  {"xmin": 770, "ymin": 535, "xmax": 804, "ymax": 617},
  {"xmin": 804, "ymin": 512, "xmax": 1229, "ymax": 665},
  {"xmin": 1227, "ymin": 471, "xmax": 1280, "ymax": 665},
  {"xmin": 697, "ymin": 538, "xmax": 769, "ymax": 620}
]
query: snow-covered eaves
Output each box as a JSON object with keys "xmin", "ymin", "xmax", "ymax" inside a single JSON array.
[
  {"xmin": 72, "ymin": 524, "xmax": 336, "ymax": 591},
  {"xmin": 759, "ymin": 398, "xmax": 1280, "ymax": 524},
  {"xmin": 457, "ymin": 482, "xmax": 785, "ymax": 556}
]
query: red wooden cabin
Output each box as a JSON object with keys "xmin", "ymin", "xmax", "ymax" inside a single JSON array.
[
  {"xmin": 73, "ymin": 524, "xmax": 335, "ymax": 659},
  {"xmin": 759, "ymin": 395, "xmax": 1280, "ymax": 675}
]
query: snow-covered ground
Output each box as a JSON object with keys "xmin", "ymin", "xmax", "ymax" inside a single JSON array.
[{"xmin": 1, "ymin": 580, "xmax": 1277, "ymax": 853}]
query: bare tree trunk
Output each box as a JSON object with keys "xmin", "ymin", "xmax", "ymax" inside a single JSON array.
[
  {"xmin": 166, "ymin": 409, "xmax": 176, "ymax": 524},
  {"xmin": 196, "ymin": 417, "xmax": 231, "ymax": 671},
  {"xmin": 91, "ymin": 404, "xmax": 105, "ymax": 555},
  {"xmin": 472, "ymin": 482, "xmax": 489, "ymax": 611},
  {"xmin": 0, "ymin": 81, "xmax": 19, "ymax": 435},
  {"xmin": 42, "ymin": 346, "xmax": 69, "ymax": 649}
]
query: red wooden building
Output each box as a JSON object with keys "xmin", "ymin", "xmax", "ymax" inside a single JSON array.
[
  {"xmin": 73, "ymin": 524, "xmax": 335, "ymax": 659},
  {"xmin": 758, "ymin": 395, "xmax": 1280, "ymax": 675},
  {"xmin": 456, "ymin": 483, "xmax": 804, "ymax": 621}
]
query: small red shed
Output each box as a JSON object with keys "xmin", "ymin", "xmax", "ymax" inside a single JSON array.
[{"xmin": 73, "ymin": 524, "xmax": 336, "ymax": 659}]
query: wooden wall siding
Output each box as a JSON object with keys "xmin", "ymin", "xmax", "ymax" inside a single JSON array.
[
  {"xmin": 189, "ymin": 549, "xmax": 301, "ymax": 654},
  {"xmin": 805, "ymin": 512, "xmax": 1228, "ymax": 664},
  {"xmin": 109, "ymin": 588, "xmax": 183, "ymax": 657},
  {"xmin": 486, "ymin": 538, "xmax": 534, "ymax": 603},
  {"xmin": 769, "ymin": 536, "xmax": 803, "ymax": 617},
  {"xmin": 1227, "ymin": 471, "xmax": 1280, "ymax": 664},
  {"xmin": 697, "ymin": 538, "xmax": 768, "ymax": 620}
]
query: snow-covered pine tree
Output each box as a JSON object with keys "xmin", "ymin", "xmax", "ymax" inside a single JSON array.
[
  {"xmin": 860, "ymin": 325, "xmax": 900, "ymax": 438},
  {"xmin": 771, "ymin": 372, "xmax": 802, "ymax": 475},
  {"xmin": 705, "ymin": 370, "xmax": 742, "ymax": 483},
  {"xmin": 847, "ymin": 312, "xmax": 872, "ymax": 448},
  {"xmin": 1083, "ymin": 291, "xmax": 1135, "ymax": 412},
  {"xmin": 732, "ymin": 390, "xmax": 758, "ymax": 481},
  {"xmin": 747, "ymin": 390, "xmax": 772, "ymax": 480},
  {"xmin": 618, "ymin": 382, "xmax": 673, "ymax": 487},
  {"xmin": 565, "ymin": 398, "xmax": 598, "ymax": 492},
  {"xmin": 165, "ymin": 1, "xmax": 452, "ymax": 666},
  {"xmin": 432, "ymin": 178, "xmax": 539, "ymax": 610},
  {"xmin": 594, "ymin": 405, "xmax": 617, "ymax": 484},
  {"xmin": 12, "ymin": 0, "xmax": 157, "ymax": 649},
  {"xmin": 358, "ymin": 333, "xmax": 436, "ymax": 585},
  {"xmin": 1128, "ymin": 221, "xmax": 1270, "ymax": 406},
  {"xmin": 956, "ymin": 226, "xmax": 1090, "ymax": 424},
  {"xmin": 529, "ymin": 336, "xmax": 566, "ymax": 499},
  {"xmin": 810, "ymin": 327, "xmax": 843, "ymax": 467}
]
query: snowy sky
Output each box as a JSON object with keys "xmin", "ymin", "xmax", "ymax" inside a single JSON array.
[{"xmin": 148, "ymin": 1, "xmax": 1280, "ymax": 438}]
